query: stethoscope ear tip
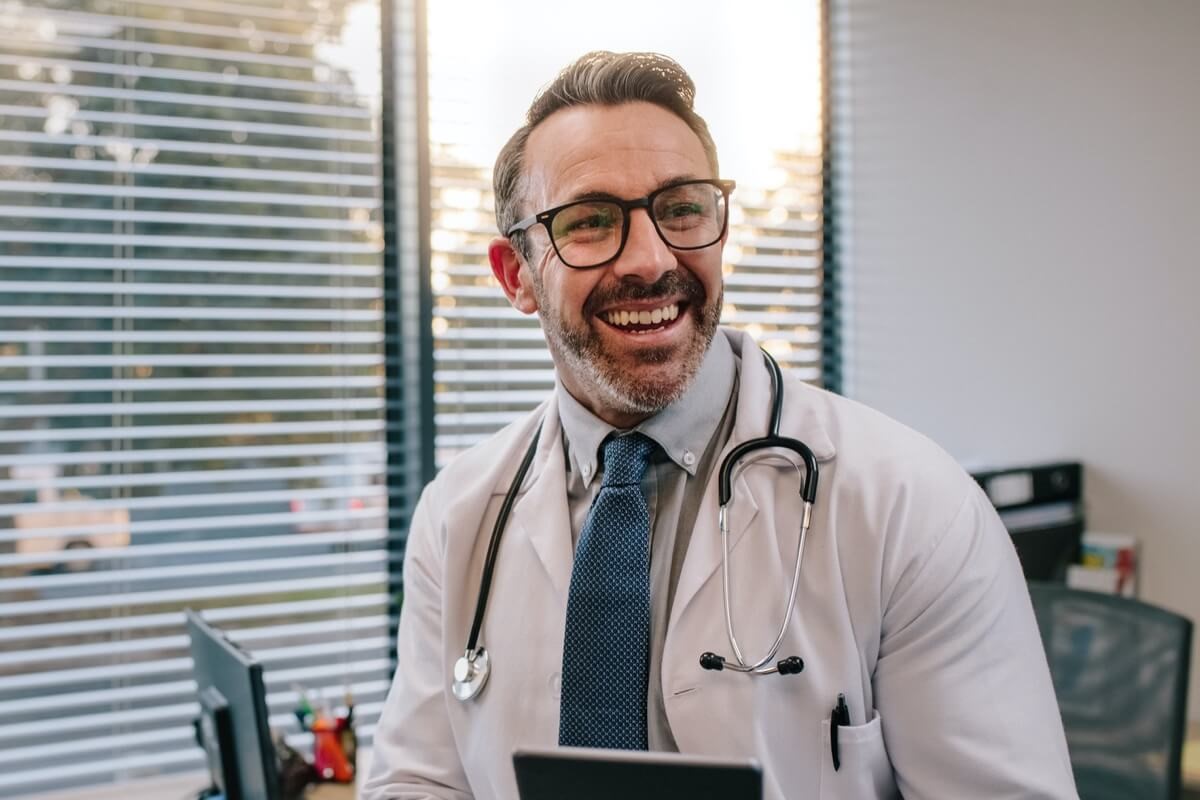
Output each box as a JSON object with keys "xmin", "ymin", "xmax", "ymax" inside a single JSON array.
[
  {"xmin": 699, "ymin": 652, "xmax": 726, "ymax": 671},
  {"xmin": 777, "ymin": 656, "xmax": 804, "ymax": 675}
]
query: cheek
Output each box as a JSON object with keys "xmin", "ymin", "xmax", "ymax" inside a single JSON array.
[
  {"xmin": 685, "ymin": 253, "xmax": 725, "ymax": 298},
  {"xmin": 519, "ymin": 251, "xmax": 556, "ymax": 311},
  {"xmin": 549, "ymin": 273, "xmax": 599, "ymax": 317}
]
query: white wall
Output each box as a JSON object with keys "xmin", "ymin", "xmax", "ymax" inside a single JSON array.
[{"xmin": 835, "ymin": 0, "xmax": 1200, "ymax": 719}]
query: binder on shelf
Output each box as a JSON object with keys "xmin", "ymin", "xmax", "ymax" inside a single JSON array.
[
  {"xmin": 969, "ymin": 462, "xmax": 1083, "ymax": 583},
  {"xmin": 1068, "ymin": 531, "xmax": 1138, "ymax": 597}
]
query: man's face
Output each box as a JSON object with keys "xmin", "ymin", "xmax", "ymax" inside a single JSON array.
[{"xmin": 500, "ymin": 101, "xmax": 725, "ymax": 427}]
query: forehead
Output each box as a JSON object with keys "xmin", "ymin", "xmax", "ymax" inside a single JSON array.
[{"xmin": 523, "ymin": 101, "xmax": 713, "ymax": 206}]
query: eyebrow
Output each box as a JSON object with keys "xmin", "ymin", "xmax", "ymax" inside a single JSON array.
[{"xmin": 561, "ymin": 173, "xmax": 705, "ymax": 206}]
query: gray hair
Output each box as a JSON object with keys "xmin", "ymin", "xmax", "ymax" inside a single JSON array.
[{"xmin": 492, "ymin": 51, "xmax": 721, "ymax": 260}]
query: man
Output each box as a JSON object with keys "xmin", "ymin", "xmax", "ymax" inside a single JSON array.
[{"xmin": 364, "ymin": 51, "xmax": 1077, "ymax": 800}]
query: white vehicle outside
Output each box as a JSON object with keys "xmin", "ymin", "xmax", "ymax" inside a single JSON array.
[{"xmin": 7, "ymin": 464, "xmax": 130, "ymax": 575}]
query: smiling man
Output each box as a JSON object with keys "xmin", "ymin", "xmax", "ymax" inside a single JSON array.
[
  {"xmin": 495, "ymin": 99, "xmax": 725, "ymax": 428},
  {"xmin": 364, "ymin": 52, "xmax": 1078, "ymax": 800}
]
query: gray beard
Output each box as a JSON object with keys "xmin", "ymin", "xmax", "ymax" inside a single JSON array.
[
  {"xmin": 536, "ymin": 271, "xmax": 722, "ymax": 418},
  {"xmin": 552, "ymin": 332, "xmax": 681, "ymax": 417}
]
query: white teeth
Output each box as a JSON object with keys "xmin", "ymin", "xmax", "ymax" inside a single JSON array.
[{"xmin": 605, "ymin": 303, "xmax": 679, "ymax": 328}]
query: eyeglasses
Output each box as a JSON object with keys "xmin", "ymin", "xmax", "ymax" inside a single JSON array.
[{"xmin": 506, "ymin": 178, "xmax": 736, "ymax": 269}]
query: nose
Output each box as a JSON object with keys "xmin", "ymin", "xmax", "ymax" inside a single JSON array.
[{"xmin": 611, "ymin": 207, "xmax": 676, "ymax": 282}]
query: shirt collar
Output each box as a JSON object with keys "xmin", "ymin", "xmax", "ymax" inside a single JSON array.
[{"xmin": 556, "ymin": 331, "xmax": 736, "ymax": 488}]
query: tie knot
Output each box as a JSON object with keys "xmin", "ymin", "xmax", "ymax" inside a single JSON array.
[{"xmin": 600, "ymin": 433, "xmax": 655, "ymax": 488}]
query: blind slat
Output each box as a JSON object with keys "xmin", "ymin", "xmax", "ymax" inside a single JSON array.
[
  {"xmin": 0, "ymin": 181, "xmax": 383, "ymax": 209},
  {"xmin": 0, "ymin": 526, "xmax": 386, "ymax": 573},
  {"xmin": 0, "ymin": 462, "xmax": 383, "ymax": 492},
  {"xmin": 0, "ymin": 79, "xmax": 373, "ymax": 118},
  {"xmin": 0, "ymin": 280, "xmax": 381, "ymax": 298},
  {"xmin": 2, "ymin": 156, "xmax": 380, "ymax": 186},
  {"xmin": 0, "ymin": 377, "xmax": 383, "ymax": 394},
  {"xmin": 0, "ymin": 103, "xmax": 377, "ymax": 141},
  {"xmin": 0, "ymin": 53, "xmax": 366, "ymax": 95},
  {"xmin": 2, "ymin": 571, "xmax": 387, "ymax": 619},
  {"xmin": 3, "ymin": 208, "xmax": 379, "ymax": 232},
  {"xmin": 0, "ymin": 594, "xmax": 387, "ymax": 645}
]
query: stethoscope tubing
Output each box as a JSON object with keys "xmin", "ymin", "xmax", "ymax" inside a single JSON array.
[
  {"xmin": 712, "ymin": 350, "xmax": 818, "ymax": 674},
  {"xmin": 464, "ymin": 420, "xmax": 543, "ymax": 657},
  {"xmin": 720, "ymin": 457, "xmax": 814, "ymax": 673},
  {"xmin": 452, "ymin": 348, "xmax": 817, "ymax": 700},
  {"xmin": 453, "ymin": 420, "xmax": 543, "ymax": 701}
]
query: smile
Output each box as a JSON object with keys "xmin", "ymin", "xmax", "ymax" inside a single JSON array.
[{"xmin": 602, "ymin": 302, "xmax": 680, "ymax": 329}]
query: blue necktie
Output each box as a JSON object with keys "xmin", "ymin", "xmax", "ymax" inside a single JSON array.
[{"xmin": 559, "ymin": 433, "xmax": 655, "ymax": 750}]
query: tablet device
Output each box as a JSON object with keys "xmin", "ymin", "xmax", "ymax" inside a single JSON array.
[{"xmin": 513, "ymin": 746, "xmax": 762, "ymax": 800}]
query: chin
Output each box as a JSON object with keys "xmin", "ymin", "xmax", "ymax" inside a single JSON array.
[{"xmin": 593, "ymin": 359, "xmax": 692, "ymax": 417}]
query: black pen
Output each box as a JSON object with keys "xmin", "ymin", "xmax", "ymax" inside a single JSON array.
[{"xmin": 830, "ymin": 693, "xmax": 850, "ymax": 771}]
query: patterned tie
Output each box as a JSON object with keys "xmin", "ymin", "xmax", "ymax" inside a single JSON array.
[{"xmin": 558, "ymin": 432, "xmax": 655, "ymax": 750}]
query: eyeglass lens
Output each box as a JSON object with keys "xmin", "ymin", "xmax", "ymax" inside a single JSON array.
[{"xmin": 550, "ymin": 182, "xmax": 727, "ymax": 268}]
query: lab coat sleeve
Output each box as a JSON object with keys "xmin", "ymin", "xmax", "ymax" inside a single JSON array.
[
  {"xmin": 360, "ymin": 485, "xmax": 472, "ymax": 800},
  {"xmin": 873, "ymin": 483, "xmax": 1078, "ymax": 799}
]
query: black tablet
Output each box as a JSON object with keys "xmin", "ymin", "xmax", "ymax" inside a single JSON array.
[{"xmin": 513, "ymin": 746, "xmax": 762, "ymax": 800}]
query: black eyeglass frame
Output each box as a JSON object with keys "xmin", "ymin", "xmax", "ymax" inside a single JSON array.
[{"xmin": 505, "ymin": 178, "xmax": 736, "ymax": 269}]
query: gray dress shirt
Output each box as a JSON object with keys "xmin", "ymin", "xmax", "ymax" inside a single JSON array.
[{"xmin": 555, "ymin": 333, "xmax": 739, "ymax": 751}]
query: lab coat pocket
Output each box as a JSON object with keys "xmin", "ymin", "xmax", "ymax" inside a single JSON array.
[{"xmin": 818, "ymin": 709, "xmax": 897, "ymax": 800}]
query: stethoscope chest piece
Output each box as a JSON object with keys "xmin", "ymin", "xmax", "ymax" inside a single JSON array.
[{"xmin": 452, "ymin": 647, "xmax": 490, "ymax": 701}]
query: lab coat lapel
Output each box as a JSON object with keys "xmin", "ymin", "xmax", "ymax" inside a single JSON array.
[
  {"xmin": 670, "ymin": 468, "xmax": 759, "ymax": 629},
  {"xmin": 506, "ymin": 406, "xmax": 575, "ymax": 607}
]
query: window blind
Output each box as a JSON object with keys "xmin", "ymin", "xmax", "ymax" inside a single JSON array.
[
  {"xmin": 0, "ymin": 1, "xmax": 389, "ymax": 796},
  {"xmin": 425, "ymin": 2, "xmax": 829, "ymax": 465}
]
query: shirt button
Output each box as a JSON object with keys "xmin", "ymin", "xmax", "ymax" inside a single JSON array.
[
  {"xmin": 682, "ymin": 451, "xmax": 696, "ymax": 467},
  {"xmin": 550, "ymin": 671, "xmax": 562, "ymax": 700},
  {"xmin": 581, "ymin": 464, "xmax": 591, "ymax": 478}
]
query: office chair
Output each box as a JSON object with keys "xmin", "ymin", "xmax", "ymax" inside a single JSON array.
[{"xmin": 1028, "ymin": 581, "xmax": 1194, "ymax": 800}]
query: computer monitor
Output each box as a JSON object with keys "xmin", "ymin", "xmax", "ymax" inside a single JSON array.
[
  {"xmin": 186, "ymin": 609, "xmax": 281, "ymax": 800},
  {"xmin": 1007, "ymin": 514, "xmax": 1083, "ymax": 582},
  {"xmin": 970, "ymin": 463, "xmax": 1084, "ymax": 582}
]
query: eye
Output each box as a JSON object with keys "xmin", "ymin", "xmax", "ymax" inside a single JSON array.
[
  {"xmin": 662, "ymin": 202, "xmax": 704, "ymax": 219},
  {"xmin": 564, "ymin": 209, "xmax": 617, "ymax": 231},
  {"xmin": 655, "ymin": 183, "xmax": 718, "ymax": 226},
  {"xmin": 656, "ymin": 199, "xmax": 710, "ymax": 230},
  {"xmin": 552, "ymin": 202, "xmax": 621, "ymax": 242}
]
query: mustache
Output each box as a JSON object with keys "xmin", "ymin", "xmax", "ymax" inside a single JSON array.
[{"xmin": 584, "ymin": 270, "xmax": 707, "ymax": 316}]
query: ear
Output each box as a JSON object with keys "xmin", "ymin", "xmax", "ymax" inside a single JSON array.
[{"xmin": 488, "ymin": 237, "xmax": 539, "ymax": 314}]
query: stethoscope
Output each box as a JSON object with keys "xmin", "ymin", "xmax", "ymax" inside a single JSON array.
[{"xmin": 451, "ymin": 348, "xmax": 819, "ymax": 702}]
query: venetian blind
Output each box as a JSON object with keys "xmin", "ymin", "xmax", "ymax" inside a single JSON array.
[{"xmin": 0, "ymin": 1, "xmax": 390, "ymax": 795}]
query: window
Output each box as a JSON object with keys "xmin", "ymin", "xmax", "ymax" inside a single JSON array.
[
  {"xmin": 1, "ymin": 1, "xmax": 833, "ymax": 793},
  {"xmin": 0, "ymin": 1, "xmax": 389, "ymax": 795},
  {"xmin": 424, "ymin": 0, "xmax": 831, "ymax": 464}
]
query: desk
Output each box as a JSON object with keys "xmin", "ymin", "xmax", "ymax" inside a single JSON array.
[
  {"xmin": 21, "ymin": 737, "xmax": 1200, "ymax": 799},
  {"xmin": 29, "ymin": 747, "xmax": 369, "ymax": 800},
  {"xmin": 1185, "ymin": 721, "xmax": 1200, "ymax": 790},
  {"xmin": 26, "ymin": 771, "xmax": 357, "ymax": 800}
]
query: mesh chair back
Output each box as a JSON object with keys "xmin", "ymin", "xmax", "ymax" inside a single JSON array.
[{"xmin": 1028, "ymin": 581, "xmax": 1193, "ymax": 800}]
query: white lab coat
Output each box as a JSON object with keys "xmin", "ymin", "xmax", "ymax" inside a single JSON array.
[{"xmin": 364, "ymin": 328, "xmax": 1078, "ymax": 800}]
